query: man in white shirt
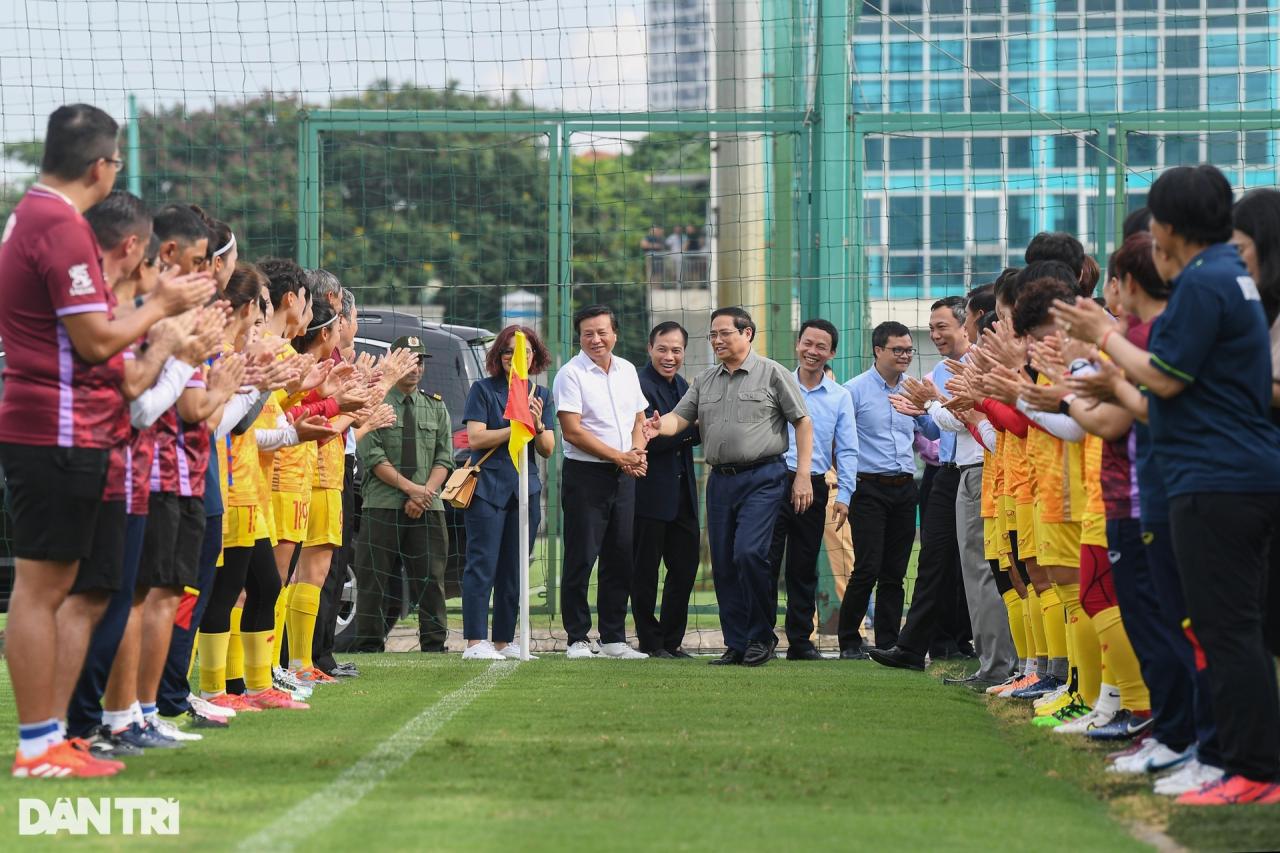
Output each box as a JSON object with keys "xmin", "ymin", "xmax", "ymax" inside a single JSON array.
[{"xmin": 553, "ymin": 305, "xmax": 650, "ymax": 659}]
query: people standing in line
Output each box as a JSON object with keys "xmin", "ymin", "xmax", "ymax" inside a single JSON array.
[
  {"xmin": 553, "ymin": 305, "xmax": 650, "ymax": 660},
  {"xmin": 632, "ymin": 322, "xmax": 701, "ymax": 659},
  {"xmin": 765, "ymin": 320, "xmax": 857, "ymax": 661},
  {"xmin": 353, "ymin": 335, "xmax": 454, "ymax": 653},
  {"xmin": 644, "ymin": 307, "xmax": 813, "ymax": 667},
  {"xmin": 836, "ymin": 322, "xmax": 940, "ymax": 659},
  {"xmin": 460, "ymin": 326, "xmax": 556, "ymax": 661}
]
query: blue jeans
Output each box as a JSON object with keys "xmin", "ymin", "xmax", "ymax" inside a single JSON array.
[
  {"xmin": 706, "ymin": 460, "xmax": 785, "ymax": 653},
  {"xmin": 66, "ymin": 514, "xmax": 147, "ymax": 738},
  {"xmin": 462, "ymin": 493, "xmax": 541, "ymax": 643}
]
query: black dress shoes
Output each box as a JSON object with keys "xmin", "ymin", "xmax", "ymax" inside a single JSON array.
[
  {"xmin": 786, "ymin": 646, "xmax": 825, "ymax": 661},
  {"xmin": 667, "ymin": 648, "xmax": 694, "ymax": 659},
  {"xmin": 742, "ymin": 641, "xmax": 772, "ymax": 667},
  {"xmin": 838, "ymin": 645, "xmax": 870, "ymax": 660},
  {"xmin": 648, "ymin": 649, "xmax": 677, "ymax": 659},
  {"xmin": 709, "ymin": 648, "xmax": 744, "ymax": 666},
  {"xmin": 867, "ymin": 646, "xmax": 926, "ymax": 671}
]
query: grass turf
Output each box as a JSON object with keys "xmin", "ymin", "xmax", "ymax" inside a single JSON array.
[{"xmin": 0, "ymin": 655, "xmax": 1259, "ymax": 851}]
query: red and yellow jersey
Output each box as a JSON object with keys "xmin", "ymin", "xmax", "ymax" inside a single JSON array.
[
  {"xmin": 1003, "ymin": 431, "xmax": 1034, "ymax": 508},
  {"xmin": 224, "ymin": 428, "xmax": 262, "ymax": 509},
  {"xmin": 1032, "ymin": 429, "xmax": 1087, "ymax": 525},
  {"xmin": 980, "ymin": 430, "xmax": 1003, "ymax": 519},
  {"xmin": 255, "ymin": 391, "xmax": 284, "ymax": 513},
  {"xmin": 312, "ymin": 427, "xmax": 345, "ymax": 491},
  {"xmin": 1081, "ymin": 432, "xmax": 1107, "ymax": 546},
  {"xmin": 271, "ymin": 342, "xmax": 314, "ymax": 493}
]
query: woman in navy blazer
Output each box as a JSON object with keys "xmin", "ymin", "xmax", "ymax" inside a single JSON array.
[{"xmin": 459, "ymin": 326, "xmax": 556, "ymax": 660}]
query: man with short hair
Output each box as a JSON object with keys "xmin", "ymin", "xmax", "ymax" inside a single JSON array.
[
  {"xmin": 644, "ymin": 307, "xmax": 813, "ymax": 667},
  {"xmin": 0, "ymin": 104, "xmax": 212, "ymax": 778},
  {"xmin": 554, "ymin": 305, "xmax": 650, "ymax": 659},
  {"xmin": 766, "ymin": 319, "xmax": 857, "ymax": 660},
  {"xmin": 836, "ymin": 322, "xmax": 940, "ymax": 658},
  {"xmin": 631, "ymin": 321, "xmax": 701, "ymax": 658}
]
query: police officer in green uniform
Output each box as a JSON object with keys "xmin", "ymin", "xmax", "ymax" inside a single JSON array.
[{"xmin": 353, "ymin": 335, "xmax": 455, "ymax": 652}]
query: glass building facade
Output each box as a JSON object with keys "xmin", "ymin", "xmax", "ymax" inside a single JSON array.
[
  {"xmin": 852, "ymin": 0, "xmax": 1280, "ymax": 299},
  {"xmin": 647, "ymin": 0, "xmax": 712, "ymax": 111}
]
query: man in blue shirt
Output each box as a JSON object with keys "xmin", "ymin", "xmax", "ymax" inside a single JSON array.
[
  {"xmin": 1054, "ymin": 165, "xmax": 1280, "ymax": 804},
  {"xmin": 836, "ymin": 321, "xmax": 939, "ymax": 658},
  {"xmin": 765, "ymin": 320, "xmax": 858, "ymax": 660}
]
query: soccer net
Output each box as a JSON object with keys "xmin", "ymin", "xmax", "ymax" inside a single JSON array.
[{"xmin": 0, "ymin": 0, "xmax": 1276, "ymax": 655}]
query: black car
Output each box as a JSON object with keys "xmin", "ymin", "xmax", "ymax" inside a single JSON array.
[{"xmin": 333, "ymin": 311, "xmax": 494, "ymax": 649}]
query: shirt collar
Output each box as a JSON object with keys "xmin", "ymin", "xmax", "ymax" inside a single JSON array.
[
  {"xmin": 388, "ymin": 386, "xmax": 414, "ymax": 404},
  {"xmin": 864, "ymin": 366, "xmax": 899, "ymax": 392},
  {"xmin": 794, "ymin": 367, "xmax": 835, "ymax": 394},
  {"xmin": 642, "ymin": 362, "xmax": 679, "ymax": 387},
  {"xmin": 29, "ymin": 183, "xmax": 78, "ymax": 210},
  {"xmin": 577, "ymin": 349, "xmax": 617, "ymax": 375},
  {"xmin": 717, "ymin": 347, "xmax": 760, "ymax": 376},
  {"xmin": 1174, "ymin": 242, "xmax": 1233, "ymax": 285}
]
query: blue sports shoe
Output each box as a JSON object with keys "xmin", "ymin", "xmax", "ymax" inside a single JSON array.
[
  {"xmin": 112, "ymin": 721, "xmax": 184, "ymax": 750},
  {"xmin": 1084, "ymin": 709, "xmax": 1155, "ymax": 742},
  {"xmin": 1009, "ymin": 674, "xmax": 1064, "ymax": 700}
]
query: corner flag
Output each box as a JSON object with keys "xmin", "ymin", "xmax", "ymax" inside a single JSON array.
[{"xmin": 503, "ymin": 329, "xmax": 536, "ymax": 471}]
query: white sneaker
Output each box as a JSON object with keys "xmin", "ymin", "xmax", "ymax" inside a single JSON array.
[
  {"xmin": 1033, "ymin": 684, "xmax": 1069, "ymax": 710},
  {"xmin": 148, "ymin": 716, "xmax": 203, "ymax": 742},
  {"xmin": 499, "ymin": 644, "xmax": 538, "ymax": 660},
  {"xmin": 1054, "ymin": 707, "xmax": 1114, "ymax": 736},
  {"xmin": 190, "ymin": 693, "xmax": 235, "ymax": 719},
  {"xmin": 273, "ymin": 666, "xmax": 313, "ymax": 700},
  {"xmin": 462, "ymin": 641, "xmax": 506, "ymax": 661},
  {"xmin": 599, "ymin": 642, "xmax": 648, "ymax": 660},
  {"xmin": 1153, "ymin": 759, "xmax": 1224, "ymax": 796},
  {"xmin": 1108, "ymin": 739, "xmax": 1191, "ymax": 775},
  {"xmin": 566, "ymin": 640, "xmax": 597, "ymax": 660}
]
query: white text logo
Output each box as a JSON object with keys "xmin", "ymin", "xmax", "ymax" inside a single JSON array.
[
  {"xmin": 68, "ymin": 263, "xmax": 96, "ymax": 297},
  {"xmin": 18, "ymin": 798, "xmax": 180, "ymax": 836}
]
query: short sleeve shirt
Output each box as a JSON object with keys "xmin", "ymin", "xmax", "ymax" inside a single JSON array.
[
  {"xmin": 1146, "ymin": 243, "xmax": 1280, "ymax": 496},
  {"xmin": 462, "ymin": 375, "xmax": 554, "ymax": 508},
  {"xmin": 0, "ymin": 186, "xmax": 126, "ymax": 449},
  {"xmin": 672, "ymin": 349, "xmax": 808, "ymax": 466},
  {"xmin": 552, "ymin": 351, "xmax": 647, "ymax": 463}
]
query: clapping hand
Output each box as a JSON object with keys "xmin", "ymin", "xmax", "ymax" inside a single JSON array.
[
  {"xmin": 1019, "ymin": 378, "xmax": 1067, "ymax": 413},
  {"xmin": 981, "ymin": 320, "xmax": 1027, "ymax": 369},
  {"xmin": 982, "ymin": 364, "xmax": 1028, "ymax": 406},
  {"xmin": 888, "ymin": 393, "xmax": 926, "ymax": 417},
  {"xmin": 206, "ymin": 352, "xmax": 247, "ymax": 397},
  {"xmin": 1050, "ymin": 296, "xmax": 1116, "ymax": 345},
  {"xmin": 1065, "ymin": 358, "xmax": 1124, "ymax": 402},
  {"xmin": 294, "ymin": 414, "xmax": 338, "ymax": 442},
  {"xmin": 641, "ymin": 410, "xmax": 663, "ymax": 442}
]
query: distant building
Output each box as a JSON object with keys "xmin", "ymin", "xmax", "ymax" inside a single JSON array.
[{"xmin": 647, "ymin": 0, "xmax": 711, "ymax": 111}]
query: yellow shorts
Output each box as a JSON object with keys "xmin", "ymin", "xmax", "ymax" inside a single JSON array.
[
  {"xmin": 272, "ymin": 490, "xmax": 312, "ymax": 544},
  {"xmin": 983, "ymin": 516, "xmax": 999, "ymax": 561},
  {"xmin": 1081, "ymin": 511, "xmax": 1107, "ymax": 548},
  {"xmin": 223, "ymin": 505, "xmax": 271, "ymax": 550},
  {"xmin": 1015, "ymin": 501, "xmax": 1037, "ymax": 561},
  {"xmin": 303, "ymin": 488, "xmax": 343, "ymax": 548},
  {"xmin": 1033, "ymin": 517, "xmax": 1082, "ymax": 569}
]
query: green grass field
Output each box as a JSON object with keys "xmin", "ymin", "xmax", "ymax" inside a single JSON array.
[{"xmin": 0, "ymin": 655, "xmax": 1274, "ymax": 851}]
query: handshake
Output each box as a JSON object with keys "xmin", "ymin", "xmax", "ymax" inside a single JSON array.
[{"xmin": 613, "ymin": 446, "xmax": 648, "ymax": 478}]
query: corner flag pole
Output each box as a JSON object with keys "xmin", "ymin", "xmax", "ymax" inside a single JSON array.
[
  {"xmin": 518, "ymin": 450, "xmax": 531, "ymax": 661},
  {"xmin": 503, "ymin": 329, "xmax": 536, "ymax": 663}
]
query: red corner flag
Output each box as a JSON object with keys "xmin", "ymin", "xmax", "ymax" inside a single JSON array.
[{"xmin": 503, "ymin": 330, "xmax": 536, "ymax": 472}]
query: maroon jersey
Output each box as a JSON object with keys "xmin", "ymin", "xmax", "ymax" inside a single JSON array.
[
  {"xmin": 1100, "ymin": 317, "xmax": 1153, "ymax": 520},
  {"xmin": 150, "ymin": 369, "xmax": 209, "ymax": 498},
  {"xmin": 0, "ymin": 186, "xmax": 126, "ymax": 449},
  {"xmin": 126, "ymin": 426, "xmax": 158, "ymax": 516}
]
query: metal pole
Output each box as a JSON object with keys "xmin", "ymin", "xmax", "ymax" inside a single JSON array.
[
  {"xmin": 519, "ymin": 452, "xmax": 531, "ymax": 660},
  {"xmin": 126, "ymin": 94, "xmax": 141, "ymax": 197}
]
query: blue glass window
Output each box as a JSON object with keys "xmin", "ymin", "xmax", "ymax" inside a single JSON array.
[
  {"xmin": 866, "ymin": 253, "xmax": 885, "ymax": 299},
  {"xmin": 1008, "ymin": 195, "xmax": 1035, "ymax": 245},
  {"xmin": 971, "ymin": 254, "xmax": 1005, "ymax": 287},
  {"xmin": 931, "ymin": 78, "xmax": 966, "ymax": 113},
  {"xmin": 1124, "ymin": 79, "xmax": 1156, "ymax": 111},
  {"xmin": 1165, "ymin": 35, "xmax": 1200, "ymax": 69},
  {"xmin": 970, "ymin": 79, "xmax": 1001, "ymax": 112},
  {"xmin": 889, "ymin": 197, "xmax": 922, "ymax": 249},
  {"xmin": 973, "ymin": 197, "xmax": 1000, "ymax": 243},
  {"xmin": 1128, "ymin": 133, "xmax": 1158, "ymax": 167},
  {"xmin": 1009, "ymin": 137, "xmax": 1032, "ymax": 168},
  {"xmin": 1123, "ymin": 36, "xmax": 1157, "ymax": 70},
  {"xmin": 1164, "ymin": 75, "xmax": 1200, "ymax": 109},
  {"xmin": 1207, "ymin": 132, "xmax": 1238, "ymax": 165},
  {"xmin": 1085, "ymin": 37, "xmax": 1116, "ymax": 70},
  {"xmin": 929, "ymin": 196, "xmax": 965, "ymax": 248},
  {"xmin": 889, "ymin": 41, "xmax": 924, "ymax": 72},
  {"xmin": 1046, "ymin": 194, "xmax": 1077, "ymax": 232},
  {"xmin": 854, "ymin": 79, "xmax": 883, "ymax": 111},
  {"xmin": 888, "ymin": 255, "xmax": 924, "ymax": 299},
  {"xmin": 889, "ymin": 79, "xmax": 925, "ymax": 111},
  {"xmin": 864, "ymin": 138, "xmax": 884, "ymax": 171},
  {"xmin": 1054, "ymin": 38, "xmax": 1079, "ymax": 72},
  {"xmin": 929, "ymin": 256, "xmax": 966, "ymax": 295},
  {"xmin": 1052, "ymin": 136, "xmax": 1078, "ymax": 169},
  {"xmin": 1008, "ymin": 38, "xmax": 1033, "ymax": 70},
  {"xmin": 933, "ymin": 39, "xmax": 966, "ymax": 72},
  {"xmin": 971, "ymin": 39, "xmax": 1002, "ymax": 72},
  {"xmin": 1166, "ymin": 135, "xmax": 1201, "ymax": 166},
  {"xmin": 1244, "ymin": 37, "xmax": 1271, "ymax": 68},
  {"xmin": 972, "ymin": 138, "xmax": 1001, "ymax": 170},
  {"xmin": 1244, "ymin": 131, "xmax": 1272, "ymax": 166},
  {"xmin": 1008, "ymin": 76, "xmax": 1034, "ymax": 113},
  {"xmin": 863, "ymin": 199, "xmax": 882, "ymax": 244},
  {"xmin": 1206, "ymin": 33, "xmax": 1238, "ymax": 68},
  {"xmin": 854, "ymin": 43, "xmax": 881, "ymax": 74},
  {"xmin": 1086, "ymin": 80, "xmax": 1117, "ymax": 112},
  {"xmin": 930, "ymin": 137, "xmax": 965, "ymax": 171},
  {"xmin": 1244, "ymin": 71, "xmax": 1273, "ymax": 108},
  {"xmin": 890, "ymin": 137, "xmax": 924, "ymax": 168},
  {"xmin": 1207, "ymin": 74, "xmax": 1238, "ymax": 108}
]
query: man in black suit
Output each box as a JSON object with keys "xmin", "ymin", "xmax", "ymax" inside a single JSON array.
[{"xmin": 632, "ymin": 321, "xmax": 701, "ymax": 658}]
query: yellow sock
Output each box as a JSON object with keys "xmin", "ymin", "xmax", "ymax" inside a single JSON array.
[
  {"xmin": 227, "ymin": 606, "xmax": 245, "ymax": 682},
  {"xmin": 286, "ymin": 582, "xmax": 322, "ymax": 670},
  {"xmin": 197, "ymin": 631, "xmax": 230, "ymax": 696},
  {"xmin": 1059, "ymin": 582, "xmax": 1100, "ymax": 704},
  {"xmin": 1038, "ymin": 585, "xmax": 1068, "ymax": 662},
  {"xmin": 1002, "ymin": 588, "xmax": 1028, "ymax": 661},
  {"xmin": 1027, "ymin": 587, "xmax": 1048, "ymax": 659},
  {"xmin": 275, "ymin": 584, "xmax": 292, "ymax": 659},
  {"xmin": 243, "ymin": 630, "xmax": 273, "ymax": 692},
  {"xmin": 188, "ymin": 630, "xmax": 200, "ymax": 679},
  {"xmin": 1092, "ymin": 605, "xmax": 1151, "ymax": 711}
]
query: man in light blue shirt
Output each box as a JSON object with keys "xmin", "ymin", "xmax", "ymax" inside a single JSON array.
[
  {"xmin": 766, "ymin": 320, "xmax": 858, "ymax": 660},
  {"xmin": 836, "ymin": 321, "xmax": 939, "ymax": 658}
]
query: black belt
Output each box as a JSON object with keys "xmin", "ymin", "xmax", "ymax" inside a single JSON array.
[
  {"xmin": 711, "ymin": 456, "xmax": 783, "ymax": 476},
  {"xmin": 942, "ymin": 462, "xmax": 984, "ymax": 471},
  {"xmin": 857, "ymin": 472, "xmax": 914, "ymax": 486},
  {"xmin": 785, "ymin": 471, "xmax": 827, "ymax": 481}
]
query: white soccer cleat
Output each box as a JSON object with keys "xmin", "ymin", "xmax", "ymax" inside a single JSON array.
[
  {"xmin": 565, "ymin": 640, "xmax": 598, "ymax": 660},
  {"xmin": 1107, "ymin": 739, "xmax": 1191, "ymax": 775},
  {"xmin": 1153, "ymin": 759, "xmax": 1224, "ymax": 796},
  {"xmin": 1053, "ymin": 707, "xmax": 1113, "ymax": 736},
  {"xmin": 599, "ymin": 642, "xmax": 648, "ymax": 660},
  {"xmin": 462, "ymin": 641, "xmax": 506, "ymax": 661},
  {"xmin": 190, "ymin": 693, "xmax": 235, "ymax": 719},
  {"xmin": 499, "ymin": 644, "xmax": 537, "ymax": 660},
  {"xmin": 148, "ymin": 717, "xmax": 203, "ymax": 742}
]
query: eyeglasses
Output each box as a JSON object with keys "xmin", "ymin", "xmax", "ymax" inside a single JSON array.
[
  {"xmin": 499, "ymin": 348, "xmax": 514, "ymax": 356},
  {"xmin": 89, "ymin": 156, "xmax": 125, "ymax": 172},
  {"xmin": 707, "ymin": 328, "xmax": 745, "ymax": 341},
  {"xmin": 877, "ymin": 346, "xmax": 915, "ymax": 357}
]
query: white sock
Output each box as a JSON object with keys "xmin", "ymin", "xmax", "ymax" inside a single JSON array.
[
  {"xmin": 102, "ymin": 708, "xmax": 134, "ymax": 733},
  {"xmin": 1094, "ymin": 683, "xmax": 1121, "ymax": 717},
  {"xmin": 56, "ymin": 719, "xmax": 67, "ymax": 738},
  {"xmin": 129, "ymin": 701, "xmax": 145, "ymax": 726},
  {"xmin": 1023, "ymin": 658, "xmax": 1038, "ymax": 676}
]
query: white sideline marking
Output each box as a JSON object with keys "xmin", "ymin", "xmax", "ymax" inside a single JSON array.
[{"xmin": 238, "ymin": 661, "xmax": 518, "ymax": 851}]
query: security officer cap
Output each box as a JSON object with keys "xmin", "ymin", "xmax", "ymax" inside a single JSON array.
[{"xmin": 392, "ymin": 335, "xmax": 431, "ymax": 357}]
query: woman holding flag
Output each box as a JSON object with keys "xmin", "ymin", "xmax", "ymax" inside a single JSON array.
[{"xmin": 460, "ymin": 326, "xmax": 556, "ymax": 661}]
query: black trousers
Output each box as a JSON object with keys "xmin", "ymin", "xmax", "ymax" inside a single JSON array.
[
  {"xmin": 1169, "ymin": 492, "xmax": 1280, "ymax": 782},
  {"xmin": 766, "ymin": 473, "xmax": 830, "ymax": 651},
  {"xmin": 560, "ymin": 459, "xmax": 635, "ymax": 645},
  {"xmin": 313, "ymin": 454, "xmax": 355, "ymax": 671},
  {"xmin": 837, "ymin": 477, "xmax": 918, "ymax": 650},
  {"xmin": 894, "ymin": 466, "xmax": 963, "ymax": 656},
  {"xmin": 631, "ymin": 483, "xmax": 699, "ymax": 653}
]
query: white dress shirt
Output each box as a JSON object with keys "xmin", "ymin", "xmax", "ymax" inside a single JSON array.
[{"xmin": 552, "ymin": 350, "xmax": 648, "ymax": 462}]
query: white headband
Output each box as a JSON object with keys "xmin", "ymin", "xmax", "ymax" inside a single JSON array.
[{"xmin": 212, "ymin": 233, "xmax": 236, "ymax": 259}]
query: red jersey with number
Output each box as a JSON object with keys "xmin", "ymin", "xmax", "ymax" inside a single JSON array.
[
  {"xmin": 126, "ymin": 426, "xmax": 158, "ymax": 515},
  {"xmin": 0, "ymin": 186, "xmax": 126, "ymax": 448},
  {"xmin": 150, "ymin": 369, "xmax": 210, "ymax": 499}
]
